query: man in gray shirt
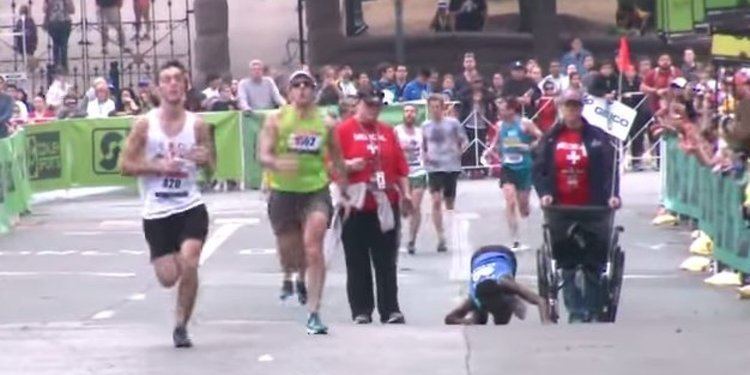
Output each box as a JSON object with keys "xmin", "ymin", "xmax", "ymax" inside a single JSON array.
[
  {"xmin": 422, "ymin": 94, "xmax": 468, "ymax": 252},
  {"xmin": 238, "ymin": 59, "xmax": 287, "ymax": 111}
]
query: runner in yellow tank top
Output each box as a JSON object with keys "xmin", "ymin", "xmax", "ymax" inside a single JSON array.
[{"xmin": 259, "ymin": 70, "xmax": 347, "ymax": 335}]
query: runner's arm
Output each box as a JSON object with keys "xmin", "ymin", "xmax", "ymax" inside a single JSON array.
[
  {"xmin": 194, "ymin": 116, "xmax": 216, "ymax": 172},
  {"xmin": 326, "ymin": 119, "xmax": 349, "ymax": 190},
  {"xmin": 522, "ymin": 118, "xmax": 544, "ymax": 140},
  {"xmin": 259, "ymin": 112, "xmax": 280, "ymax": 170},
  {"xmin": 497, "ymin": 278, "xmax": 551, "ymax": 324},
  {"xmin": 120, "ymin": 116, "xmax": 163, "ymax": 176},
  {"xmin": 445, "ymin": 298, "xmax": 479, "ymax": 325}
]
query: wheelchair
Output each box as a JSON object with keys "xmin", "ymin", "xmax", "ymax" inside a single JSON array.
[{"xmin": 535, "ymin": 205, "xmax": 625, "ymax": 323}]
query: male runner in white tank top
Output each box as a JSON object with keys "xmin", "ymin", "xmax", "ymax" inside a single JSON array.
[{"xmin": 120, "ymin": 60, "xmax": 214, "ymax": 348}]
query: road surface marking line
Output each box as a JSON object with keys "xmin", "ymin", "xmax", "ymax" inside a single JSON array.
[
  {"xmin": 0, "ymin": 271, "xmax": 135, "ymax": 278},
  {"xmin": 119, "ymin": 250, "xmax": 145, "ymax": 255},
  {"xmin": 63, "ymin": 231, "xmax": 104, "ymax": 236},
  {"xmin": 36, "ymin": 250, "xmax": 78, "ymax": 255},
  {"xmin": 450, "ymin": 214, "xmax": 473, "ymax": 281},
  {"xmin": 199, "ymin": 223, "xmax": 244, "ymax": 265},
  {"xmin": 127, "ymin": 293, "xmax": 146, "ymax": 301},
  {"xmin": 258, "ymin": 354, "xmax": 274, "ymax": 363},
  {"xmin": 238, "ymin": 248, "xmax": 276, "ymax": 255},
  {"xmin": 80, "ymin": 251, "xmax": 114, "ymax": 256},
  {"xmin": 91, "ymin": 310, "xmax": 115, "ymax": 320},
  {"xmin": 213, "ymin": 217, "xmax": 260, "ymax": 225},
  {"xmin": 99, "ymin": 220, "xmax": 141, "ymax": 229}
]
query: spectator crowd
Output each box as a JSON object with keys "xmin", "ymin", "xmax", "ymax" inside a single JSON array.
[{"xmin": 2, "ymin": 35, "xmax": 748, "ymax": 189}]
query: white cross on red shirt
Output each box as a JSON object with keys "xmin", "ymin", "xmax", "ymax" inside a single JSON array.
[{"xmin": 566, "ymin": 150, "xmax": 582, "ymax": 165}]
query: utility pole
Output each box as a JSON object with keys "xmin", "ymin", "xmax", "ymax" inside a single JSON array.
[{"xmin": 395, "ymin": 0, "xmax": 405, "ymax": 64}]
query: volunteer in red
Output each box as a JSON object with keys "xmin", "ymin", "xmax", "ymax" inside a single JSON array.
[
  {"xmin": 532, "ymin": 90, "xmax": 621, "ymax": 323},
  {"xmin": 336, "ymin": 89, "xmax": 412, "ymax": 325},
  {"xmin": 640, "ymin": 53, "xmax": 682, "ymax": 167}
]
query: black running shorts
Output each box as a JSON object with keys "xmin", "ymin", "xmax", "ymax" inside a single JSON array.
[
  {"xmin": 143, "ymin": 204, "xmax": 209, "ymax": 261},
  {"xmin": 427, "ymin": 171, "xmax": 460, "ymax": 199}
]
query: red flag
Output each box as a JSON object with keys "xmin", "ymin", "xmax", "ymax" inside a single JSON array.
[{"xmin": 616, "ymin": 36, "xmax": 632, "ymax": 72}]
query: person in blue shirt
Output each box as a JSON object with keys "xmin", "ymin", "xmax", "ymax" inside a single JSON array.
[
  {"xmin": 445, "ymin": 245, "xmax": 550, "ymax": 325},
  {"xmin": 402, "ymin": 68, "xmax": 433, "ymax": 101},
  {"xmin": 372, "ymin": 62, "xmax": 398, "ymax": 99},
  {"xmin": 560, "ymin": 38, "xmax": 592, "ymax": 78}
]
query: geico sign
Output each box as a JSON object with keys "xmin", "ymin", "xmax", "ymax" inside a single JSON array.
[{"xmin": 592, "ymin": 106, "xmax": 629, "ymax": 128}]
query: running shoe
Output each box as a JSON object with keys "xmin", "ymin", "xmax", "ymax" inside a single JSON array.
[
  {"xmin": 296, "ymin": 280, "xmax": 308, "ymax": 306},
  {"xmin": 280, "ymin": 280, "xmax": 294, "ymax": 301},
  {"xmin": 172, "ymin": 326, "xmax": 193, "ymax": 348},
  {"xmin": 511, "ymin": 242, "xmax": 530, "ymax": 252},
  {"xmin": 353, "ymin": 314, "xmax": 372, "ymax": 324},
  {"xmin": 306, "ymin": 313, "xmax": 328, "ymax": 335},
  {"xmin": 407, "ymin": 241, "xmax": 416, "ymax": 255},
  {"xmin": 437, "ymin": 240, "xmax": 448, "ymax": 253},
  {"xmin": 385, "ymin": 312, "xmax": 406, "ymax": 324}
]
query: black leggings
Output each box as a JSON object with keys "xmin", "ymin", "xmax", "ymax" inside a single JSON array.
[{"xmin": 341, "ymin": 208, "xmax": 401, "ymax": 322}]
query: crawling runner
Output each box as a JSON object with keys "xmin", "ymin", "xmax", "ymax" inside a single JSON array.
[{"xmin": 445, "ymin": 245, "xmax": 550, "ymax": 325}]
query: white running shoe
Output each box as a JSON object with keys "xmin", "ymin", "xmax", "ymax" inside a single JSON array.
[{"xmin": 511, "ymin": 241, "xmax": 530, "ymax": 252}]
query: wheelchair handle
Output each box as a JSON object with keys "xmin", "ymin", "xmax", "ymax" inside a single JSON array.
[{"xmin": 542, "ymin": 205, "xmax": 615, "ymax": 215}]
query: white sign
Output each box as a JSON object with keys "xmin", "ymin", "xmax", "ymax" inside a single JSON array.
[{"xmin": 581, "ymin": 95, "xmax": 637, "ymax": 141}]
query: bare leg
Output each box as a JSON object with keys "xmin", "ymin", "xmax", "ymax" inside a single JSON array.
[
  {"xmin": 175, "ymin": 239, "xmax": 202, "ymax": 326},
  {"xmin": 303, "ymin": 212, "xmax": 328, "ymax": 313},
  {"xmin": 431, "ymin": 192, "xmax": 445, "ymax": 243},
  {"xmin": 408, "ymin": 187, "xmax": 425, "ymax": 243},
  {"xmin": 276, "ymin": 230, "xmax": 304, "ymax": 278},
  {"xmin": 502, "ymin": 184, "xmax": 519, "ymax": 241},
  {"xmin": 152, "ymin": 254, "xmax": 181, "ymax": 288}
]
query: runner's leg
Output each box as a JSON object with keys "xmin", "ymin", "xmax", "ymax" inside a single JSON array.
[
  {"xmin": 502, "ymin": 183, "xmax": 519, "ymax": 242},
  {"xmin": 409, "ymin": 187, "xmax": 425, "ymax": 244},
  {"xmin": 153, "ymin": 254, "xmax": 180, "ymax": 288},
  {"xmin": 303, "ymin": 211, "xmax": 328, "ymax": 313},
  {"xmin": 276, "ymin": 231, "xmax": 303, "ymax": 300},
  {"xmin": 175, "ymin": 238, "xmax": 202, "ymax": 327}
]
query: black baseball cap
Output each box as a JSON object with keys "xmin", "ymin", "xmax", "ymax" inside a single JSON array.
[
  {"xmin": 357, "ymin": 89, "xmax": 385, "ymax": 106},
  {"xmin": 510, "ymin": 61, "xmax": 525, "ymax": 70}
]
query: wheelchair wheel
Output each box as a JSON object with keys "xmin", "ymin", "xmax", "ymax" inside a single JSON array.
[
  {"xmin": 600, "ymin": 248, "xmax": 625, "ymax": 322},
  {"xmin": 536, "ymin": 246, "xmax": 560, "ymax": 324}
]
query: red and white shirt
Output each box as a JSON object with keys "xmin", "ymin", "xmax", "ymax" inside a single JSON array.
[
  {"xmin": 554, "ymin": 128, "xmax": 590, "ymax": 205},
  {"xmin": 336, "ymin": 117, "xmax": 409, "ymax": 212}
]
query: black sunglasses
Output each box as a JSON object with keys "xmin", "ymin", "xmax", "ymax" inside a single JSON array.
[{"xmin": 290, "ymin": 81, "xmax": 314, "ymax": 89}]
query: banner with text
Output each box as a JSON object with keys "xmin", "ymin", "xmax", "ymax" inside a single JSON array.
[
  {"xmin": 582, "ymin": 96, "xmax": 637, "ymax": 141},
  {"xmin": 24, "ymin": 112, "xmax": 243, "ymax": 192}
]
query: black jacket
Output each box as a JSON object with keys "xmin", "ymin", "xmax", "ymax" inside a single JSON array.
[
  {"xmin": 589, "ymin": 74, "xmax": 620, "ymax": 98},
  {"xmin": 532, "ymin": 120, "xmax": 620, "ymax": 206}
]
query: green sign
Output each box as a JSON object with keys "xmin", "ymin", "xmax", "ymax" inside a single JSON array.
[{"xmin": 0, "ymin": 131, "xmax": 32, "ymax": 234}]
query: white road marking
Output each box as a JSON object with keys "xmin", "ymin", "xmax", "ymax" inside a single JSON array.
[
  {"xmin": 119, "ymin": 250, "xmax": 145, "ymax": 255},
  {"xmin": 199, "ymin": 223, "xmax": 245, "ymax": 265},
  {"xmin": 258, "ymin": 354, "xmax": 274, "ymax": 363},
  {"xmin": 238, "ymin": 248, "xmax": 276, "ymax": 255},
  {"xmin": 19, "ymin": 251, "xmax": 31, "ymax": 255},
  {"xmin": 213, "ymin": 217, "xmax": 260, "ymax": 225},
  {"xmin": 63, "ymin": 231, "xmax": 104, "ymax": 236},
  {"xmin": 91, "ymin": 310, "xmax": 115, "ymax": 320},
  {"xmin": 450, "ymin": 212, "xmax": 475, "ymax": 281},
  {"xmin": 0, "ymin": 271, "xmax": 135, "ymax": 278},
  {"xmin": 36, "ymin": 250, "xmax": 78, "ymax": 256},
  {"xmin": 80, "ymin": 251, "xmax": 113, "ymax": 256},
  {"xmin": 99, "ymin": 220, "xmax": 141, "ymax": 229},
  {"xmin": 127, "ymin": 293, "xmax": 146, "ymax": 301}
]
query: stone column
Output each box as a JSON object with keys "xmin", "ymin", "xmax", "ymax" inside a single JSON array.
[
  {"xmin": 193, "ymin": 0, "xmax": 231, "ymax": 89},
  {"xmin": 306, "ymin": 0, "xmax": 345, "ymax": 67}
]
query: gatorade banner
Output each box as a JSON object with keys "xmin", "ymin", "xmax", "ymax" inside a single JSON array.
[
  {"xmin": 582, "ymin": 95, "xmax": 637, "ymax": 141},
  {"xmin": 23, "ymin": 112, "xmax": 243, "ymax": 192},
  {"xmin": 662, "ymin": 135, "xmax": 750, "ymax": 273},
  {"xmin": 0, "ymin": 131, "xmax": 32, "ymax": 234}
]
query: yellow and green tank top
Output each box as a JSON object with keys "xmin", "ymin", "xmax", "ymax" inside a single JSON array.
[{"xmin": 268, "ymin": 106, "xmax": 330, "ymax": 193}]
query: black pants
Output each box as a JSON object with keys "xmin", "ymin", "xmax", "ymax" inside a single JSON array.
[
  {"xmin": 48, "ymin": 21, "xmax": 72, "ymax": 70},
  {"xmin": 341, "ymin": 208, "xmax": 401, "ymax": 322},
  {"xmin": 628, "ymin": 105, "xmax": 651, "ymax": 165}
]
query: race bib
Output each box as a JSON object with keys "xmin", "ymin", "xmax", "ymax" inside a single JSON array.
[
  {"xmin": 471, "ymin": 263, "xmax": 496, "ymax": 283},
  {"xmin": 503, "ymin": 153, "xmax": 524, "ymax": 164},
  {"xmin": 288, "ymin": 133, "xmax": 323, "ymax": 154}
]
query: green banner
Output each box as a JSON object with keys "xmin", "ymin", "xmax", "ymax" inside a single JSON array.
[
  {"xmin": 23, "ymin": 112, "xmax": 243, "ymax": 192},
  {"xmin": 663, "ymin": 135, "xmax": 750, "ymax": 273},
  {"xmin": 0, "ymin": 131, "xmax": 32, "ymax": 234}
]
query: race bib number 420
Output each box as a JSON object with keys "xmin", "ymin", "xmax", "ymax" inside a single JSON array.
[{"xmin": 288, "ymin": 133, "xmax": 323, "ymax": 154}]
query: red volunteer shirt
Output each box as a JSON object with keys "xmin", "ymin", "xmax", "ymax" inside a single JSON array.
[
  {"xmin": 336, "ymin": 117, "xmax": 409, "ymax": 212},
  {"xmin": 554, "ymin": 128, "xmax": 590, "ymax": 205},
  {"xmin": 644, "ymin": 66, "xmax": 681, "ymax": 112},
  {"xmin": 535, "ymin": 96, "xmax": 558, "ymax": 133}
]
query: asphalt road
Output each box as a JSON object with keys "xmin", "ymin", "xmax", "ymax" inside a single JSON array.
[{"xmin": 0, "ymin": 172, "xmax": 748, "ymax": 375}]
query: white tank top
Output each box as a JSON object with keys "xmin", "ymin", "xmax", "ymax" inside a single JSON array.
[
  {"xmin": 139, "ymin": 109, "xmax": 203, "ymax": 220},
  {"xmin": 394, "ymin": 124, "xmax": 426, "ymax": 177}
]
